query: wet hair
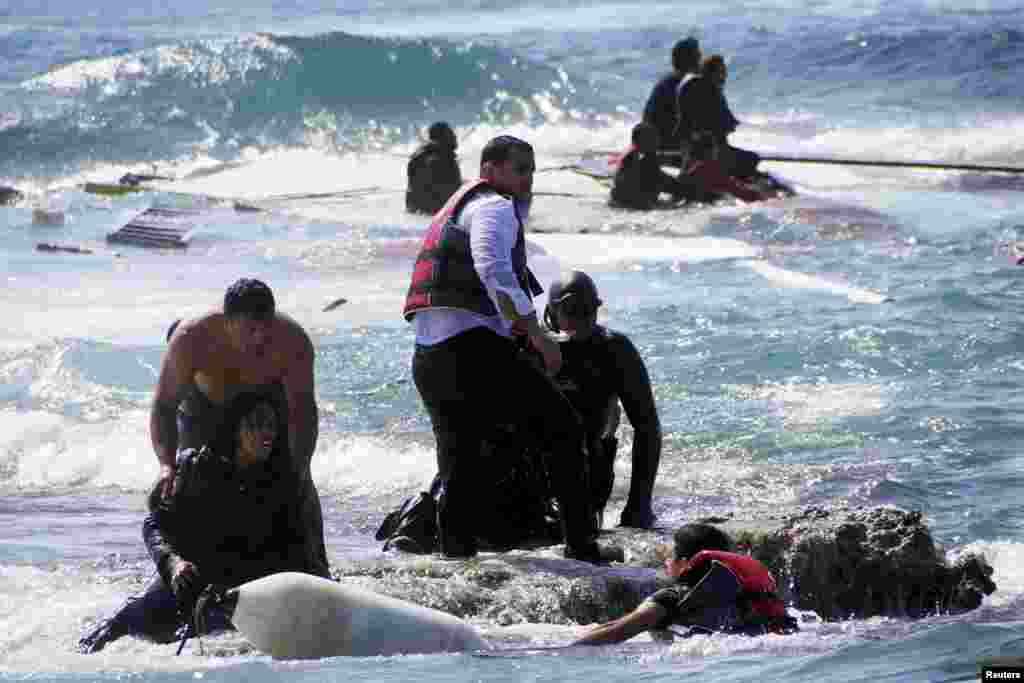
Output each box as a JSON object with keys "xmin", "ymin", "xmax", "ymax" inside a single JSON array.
[
  {"xmin": 215, "ymin": 392, "xmax": 288, "ymax": 465},
  {"xmin": 631, "ymin": 121, "xmax": 660, "ymax": 150},
  {"xmin": 673, "ymin": 523, "xmax": 733, "ymax": 561},
  {"xmin": 671, "ymin": 37, "xmax": 701, "ymax": 73},
  {"xmin": 223, "ymin": 278, "xmax": 275, "ymax": 320},
  {"xmin": 428, "ymin": 121, "xmax": 457, "ymax": 148},
  {"xmin": 701, "ymin": 54, "xmax": 726, "ymax": 79},
  {"xmin": 146, "ymin": 392, "xmax": 290, "ymax": 513},
  {"xmin": 480, "ymin": 135, "xmax": 534, "ymax": 166},
  {"xmin": 165, "ymin": 318, "xmax": 182, "ymax": 343},
  {"xmin": 543, "ymin": 270, "xmax": 601, "ymax": 331}
]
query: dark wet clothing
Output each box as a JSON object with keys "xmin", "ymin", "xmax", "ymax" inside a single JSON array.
[
  {"xmin": 411, "ymin": 327, "xmax": 598, "ymax": 559},
  {"xmin": 553, "ymin": 325, "xmax": 661, "ymax": 527},
  {"xmin": 642, "ymin": 72, "xmax": 686, "ymax": 151},
  {"xmin": 406, "ymin": 142, "xmax": 463, "ymax": 215},
  {"xmin": 0, "ymin": 186, "xmax": 23, "ymax": 205},
  {"xmin": 610, "ymin": 147, "xmax": 695, "ymax": 210},
  {"xmin": 674, "ymin": 75, "xmax": 733, "ymax": 149},
  {"xmin": 177, "ymin": 381, "xmax": 329, "ymax": 578},
  {"xmin": 676, "ymin": 76, "xmax": 760, "ymax": 178},
  {"xmin": 648, "ymin": 553, "xmax": 796, "ymax": 635},
  {"xmin": 78, "ymin": 445, "xmax": 315, "ymax": 653}
]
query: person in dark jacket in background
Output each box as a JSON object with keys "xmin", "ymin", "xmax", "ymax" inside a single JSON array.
[
  {"xmin": 78, "ymin": 393, "xmax": 318, "ymax": 653},
  {"xmin": 642, "ymin": 37, "xmax": 702, "ymax": 162},
  {"xmin": 406, "ymin": 121, "xmax": 463, "ymax": 215}
]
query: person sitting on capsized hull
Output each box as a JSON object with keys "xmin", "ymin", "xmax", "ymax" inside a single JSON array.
[
  {"xmin": 610, "ymin": 122, "xmax": 697, "ymax": 210},
  {"xmin": 78, "ymin": 393, "xmax": 317, "ymax": 653}
]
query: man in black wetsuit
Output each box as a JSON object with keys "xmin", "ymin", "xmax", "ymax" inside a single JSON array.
[
  {"xmin": 545, "ymin": 270, "xmax": 662, "ymax": 529},
  {"xmin": 406, "ymin": 121, "xmax": 463, "ymax": 215},
  {"xmin": 641, "ymin": 37, "xmax": 701, "ymax": 164}
]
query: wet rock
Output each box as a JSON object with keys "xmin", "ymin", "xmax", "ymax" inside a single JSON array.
[
  {"xmin": 728, "ymin": 505, "xmax": 996, "ymax": 620},
  {"xmin": 330, "ymin": 505, "xmax": 995, "ymax": 626}
]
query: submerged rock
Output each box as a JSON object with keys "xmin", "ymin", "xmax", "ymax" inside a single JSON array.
[{"xmin": 332, "ymin": 505, "xmax": 995, "ymax": 627}]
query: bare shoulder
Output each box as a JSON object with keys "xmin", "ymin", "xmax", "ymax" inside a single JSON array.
[
  {"xmin": 168, "ymin": 312, "xmax": 221, "ymax": 352},
  {"xmin": 274, "ymin": 313, "xmax": 315, "ymax": 357}
]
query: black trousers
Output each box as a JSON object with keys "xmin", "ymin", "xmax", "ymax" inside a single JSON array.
[{"xmin": 412, "ymin": 327, "xmax": 596, "ymax": 557}]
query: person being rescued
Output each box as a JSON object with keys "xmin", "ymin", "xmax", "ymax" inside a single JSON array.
[
  {"xmin": 405, "ymin": 121, "xmax": 463, "ymax": 215},
  {"xmin": 78, "ymin": 392, "xmax": 319, "ymax": 653},
  {"xmin": 574, "ymin": 523, "xmax": 798, "ymax": 645},
  {"xmin": 376, "ymin": 270, "xmax": 663, "ymax": 554},
  {"xmin": 610, "ymin": 122, "xmax": 697, "ymax": 210}
]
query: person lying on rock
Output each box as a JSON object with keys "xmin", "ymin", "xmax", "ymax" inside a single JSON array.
[{"xmin": 574, "ymin": 523, "xmax": 798, "ymax": 644}]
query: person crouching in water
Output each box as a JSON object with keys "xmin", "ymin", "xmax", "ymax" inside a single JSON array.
[
  {"xmin": 406, "ymin": 121, "xmax": 463, "ymax": 215},
  {"xmin": 574, "ymin": 523, "xmax": 797, "ymax": 645},
  {"xmin": 610, "ymin": 122, "xmax": 696, "ymax": 210},
  {"xmin": 78, "ymin": 393, "xmax": 317, "ymax": 653}
]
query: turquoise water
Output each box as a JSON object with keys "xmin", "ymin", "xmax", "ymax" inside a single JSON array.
[{"xmin": 2, "ymin": 1, "xmax": 1024, "ymax": 680}]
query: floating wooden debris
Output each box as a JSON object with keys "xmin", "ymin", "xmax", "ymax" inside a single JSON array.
[
  {"xmin": 322, "ymin": 297, "xmax": 348, "ymax": 312},
  {"xmin": 106, "ymin": 206, "xmax": 200, "ymax": 249},
  {"xmin": 36, "ymin": 242, "xmax": 93, "ymax": 255}
]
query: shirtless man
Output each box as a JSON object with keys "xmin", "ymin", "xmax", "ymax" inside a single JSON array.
[{"xmin": 150, "ymin": 278, "xmax": 329, "ymax": 577}]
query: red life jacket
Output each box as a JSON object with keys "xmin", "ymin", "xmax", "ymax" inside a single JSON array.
[
  {"xmin": 402, "ymin": 179, "xmax": 542, "ymax": 322},
  {"xmin": 684, "ymin": 550, "xmax": 787, "ymax": 620}
]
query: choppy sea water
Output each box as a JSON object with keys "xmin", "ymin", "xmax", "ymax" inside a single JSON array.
[{"xmin": 3, "ymin": 1, "xmax": 1024, "ymax": 681}]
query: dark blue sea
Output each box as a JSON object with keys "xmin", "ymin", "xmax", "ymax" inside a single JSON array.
[{"xmin": 2, "ymin": 1, "xmax": 1024, "ymax": 680}]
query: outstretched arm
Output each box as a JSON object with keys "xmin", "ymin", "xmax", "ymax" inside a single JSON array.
[{"xmin": 575, "ymin": 601, "xmax": 665, "ymax": 645}]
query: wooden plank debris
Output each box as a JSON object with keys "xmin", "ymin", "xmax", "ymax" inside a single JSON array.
[{"xmin": 106, "ymin": 206, "xmax": 201, "ymax": 249}]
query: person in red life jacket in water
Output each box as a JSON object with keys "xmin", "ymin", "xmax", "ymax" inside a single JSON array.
[
  {"xmin": 402, "ymin": 134, "xmax": 615, "ymax": 564},
  {"xmin": 610, "ymin": 122, "xmax": 696, "ymax": 210},
  {"xmin": 683, "ymin": 132, "xmax": 774, "ymax": 204},
  {"xmin": 406, "ymin": 121, "xmax": 463, "ymax": 215},
  {"xmin": 574, "ymin": 522, "xmax": 798, "ymax": 644}
]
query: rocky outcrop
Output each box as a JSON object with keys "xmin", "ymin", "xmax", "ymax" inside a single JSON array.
[
  {"xmin": 331, "ymin": 505, "xmax": 995, "ymax": 627},
  {"xmin": 732, "ymin": 506, "xmax": 996, "ymax": 620}
]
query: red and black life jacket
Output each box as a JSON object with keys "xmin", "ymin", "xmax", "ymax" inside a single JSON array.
[
  {"xmin": 403, "ymin": 179, "xmax": 542, "ymax": 321},
  {"xmin": 684, "ymin": 550, "xmax": 788, "ymax": 623}
]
